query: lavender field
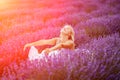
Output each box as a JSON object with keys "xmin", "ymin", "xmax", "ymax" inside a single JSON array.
[{"xmin": 0, "ymin": 0, "xmax": 120, "ymax": 80}]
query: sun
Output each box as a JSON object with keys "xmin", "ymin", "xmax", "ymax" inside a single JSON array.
[
  {"xmin": 0, "ymin": 0, "xmax": 7, "ymax": 4},
  {"xmin": 0, "ymin": 0, "xmax": 10, "ymax": 9},
  {"xmin": 0, "ymin": 0, "xmax": 17, "ymax": 10}
]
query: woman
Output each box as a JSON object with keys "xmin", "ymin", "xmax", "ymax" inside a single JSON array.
[{"xmin": 24, "ymin": 25, "xmax": 75, "ymax": 60}]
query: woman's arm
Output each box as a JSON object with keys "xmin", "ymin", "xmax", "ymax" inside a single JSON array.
[
  {"xmin": 24, "ymin": 38, "xmax": 58, "ymax": 51},
  {"xmin": 43, "ymin": 40, "xmax": 75, "ymax": 53},
  {"xmin": 50, "ymin": 40, "xmax": 74, "ymax": 51}
]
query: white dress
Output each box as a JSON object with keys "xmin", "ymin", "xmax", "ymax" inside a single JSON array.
[{"xmin": 28, "ymin": 46, "xmax": 59, "ymax": 61}]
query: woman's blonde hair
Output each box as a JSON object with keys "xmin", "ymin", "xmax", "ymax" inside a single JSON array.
[{"xmin": 63, "ymin": 25, "xmax": 75, "ymax": 42}]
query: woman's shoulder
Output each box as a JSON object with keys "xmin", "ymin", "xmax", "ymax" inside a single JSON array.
[{"xmin": 67, "ymin": 39, "xmax": 74, "ymax": 43}]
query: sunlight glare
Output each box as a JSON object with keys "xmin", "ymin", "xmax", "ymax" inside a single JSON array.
[{"xmin": 0, "ymin": 0, "xmax": 14, "ymax": 10}]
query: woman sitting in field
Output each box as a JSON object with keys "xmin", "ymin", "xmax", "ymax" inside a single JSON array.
[{"xmin": 24, "ymin": 25, "xmax": 75, "ymax": 60}]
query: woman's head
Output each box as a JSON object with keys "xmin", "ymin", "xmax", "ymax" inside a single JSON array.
[{"xmin": 60, "ymin": 25, "xmax": 75, "ymax": 41}]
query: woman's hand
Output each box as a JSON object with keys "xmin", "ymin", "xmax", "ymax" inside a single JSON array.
[
  {"xmin": 24, "ymin": 44, "xmax": 30, "ymax": 51},
  {"xmin": 41, "ymin": 43, "xmax": 63, "ymax": 54},
  {"xmin": 42, "ymin": 48, "xmax": 51, "ymax": 54}
]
